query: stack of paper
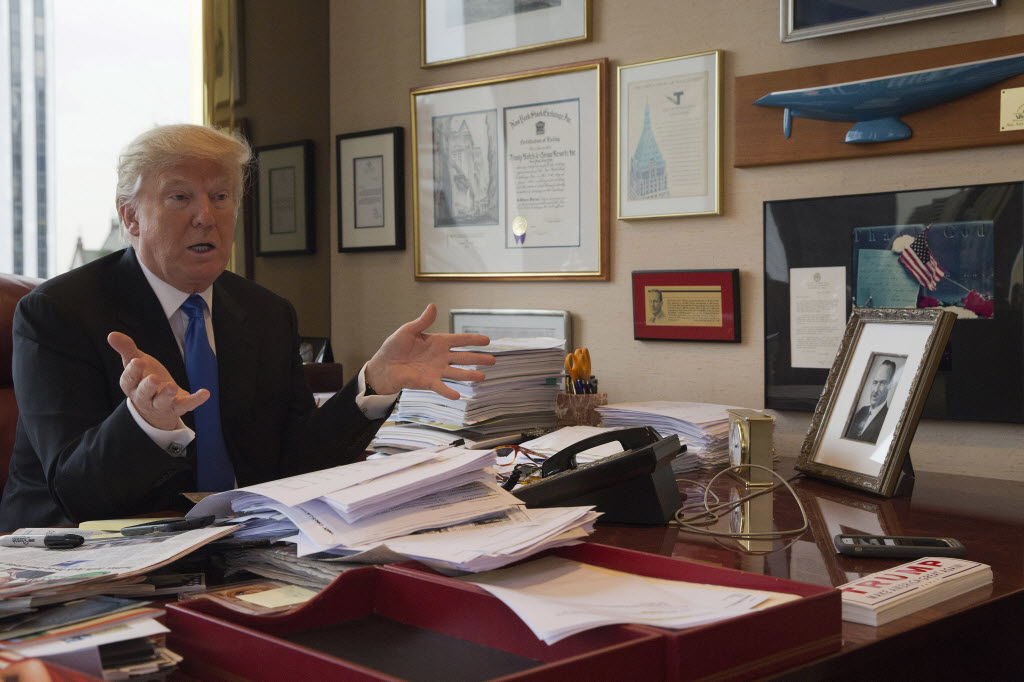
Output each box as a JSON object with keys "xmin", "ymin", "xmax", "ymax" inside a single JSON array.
[
  {"xmin": 372, "ymin": 338, "xmax": 565, "ymax": 453},
  {"xmin": 462, "ymin": 556, "xmax": 797, "ymax": 644},
  {"xmin": 838, "ymin": 556, "xmax": 993, "ymax": 626},
  {"xmin": 596, "ymin": 401, "xmax": 738, "ymax": 470},
  {"xmin": 189, "ymin": 446, "xmax": 598, "ymax": 574}
]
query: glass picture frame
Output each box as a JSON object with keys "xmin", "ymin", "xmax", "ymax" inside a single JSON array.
[
  {"xmin": 336, "ymin": 127, "xmax": 405, "ymax": 253},
  {"xmin": 617, "ymin": 51, "xmax": 721, "ymax": 220},
  {"xmin": 796, "ymin": 308, "xmax": 956, "ymax": 497},
  {"xmin": 421, "ymin": 0, "xmax": 590, "ymax": 67},
  {"xmin": 255, "ymin": 140, "xmax": 314, "ymax": 256},
  {"xmin": 631, "ymin": 269, "xmax": 739, "ymax": 342},
  {"xmin": 411, "ymin": 59, "xmax": 608, "ymax": 281},
  {"xmin": 780, "ymin": 0, "xmax": 999, "ymax": 42},
  {"xmin": 763, "ymin": 181, "xmax": 1024, "ymax": 423},
  {"xmin": 449, "ymin": 308, "xmax": 572, "ymax": 348}
]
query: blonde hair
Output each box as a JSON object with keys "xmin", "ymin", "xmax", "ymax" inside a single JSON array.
[{"xmin": 115, "ymin": 124, "xmax": 252, "ymax": 220}]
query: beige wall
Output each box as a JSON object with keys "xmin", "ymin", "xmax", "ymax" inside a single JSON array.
[
  {"xmin": 327, "ymin": 1, "xmax": 1024, "ymax": 481},
  {"xmin": 235, "ymin": 0, "xmax": 332, "ymax": 337}
]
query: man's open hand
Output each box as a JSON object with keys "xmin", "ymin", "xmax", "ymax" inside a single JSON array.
[
  {"xmin": 364, "ymin": 304, "xmax": 495, "ymax": 400},
  {"xmin": 107, "ymin": 331, "xmax": 209, "ymax": 430}
]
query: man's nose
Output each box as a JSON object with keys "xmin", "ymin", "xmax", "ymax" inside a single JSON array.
[{"xmin": 192, "ymin": 196, "xmax": 215, "ymax": 228}]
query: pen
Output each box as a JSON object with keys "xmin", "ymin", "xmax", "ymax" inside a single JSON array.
[
  {"xmin": 0, "ymin": 533, "xmax": 84, "ymax": 549},
  {"xmin": 120, "ymin": 515, "xmax": 216, "ymax": 536}
]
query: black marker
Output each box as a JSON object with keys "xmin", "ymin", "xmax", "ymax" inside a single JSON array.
[{"xmin": 0, "ymin": 533, "xmax": 85, "ymax": 549}]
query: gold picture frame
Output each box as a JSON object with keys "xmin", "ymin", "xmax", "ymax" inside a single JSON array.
[
  {"xmin": 617, "ymin": 51, "xmax": 721, "ymax": 220},
  {"xmin": 796, "ymin": 308, "xmax": 956, "ymax": 497},
  {"xmin": 420, "ymin": 0, "xmax": 591, "ymax": 67},
  {"xmin": 411, "ymin": 59, "xmax": 608, "ymax": 281}
]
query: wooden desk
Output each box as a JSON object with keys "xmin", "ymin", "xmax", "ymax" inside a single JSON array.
[{"xmin": 590, "ymin": 458, "xmax": 1022, "ymax": 680}]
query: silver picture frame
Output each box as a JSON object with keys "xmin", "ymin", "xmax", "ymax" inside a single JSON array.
[
  {"xmin": 781, "ymin": 0, "xmax": 999, "ymax": 42},
  {"xmin": 796, "ymin": 307, "xmax": 956, "ymax": 497},
  {"xmin": 449, "ymin": 308, "xmax": 571, "ymax": 348}
]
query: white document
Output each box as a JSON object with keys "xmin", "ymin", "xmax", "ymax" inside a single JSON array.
[
  {"xmin": 790, "ymin": 266, "xmax": 846, "ymax": 369},
  {"xmin": 464, "ymin": 557, "xmax": 793, "ymax": 644}
]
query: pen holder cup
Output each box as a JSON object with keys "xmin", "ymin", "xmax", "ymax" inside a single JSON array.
[{"xmin": 556, "ymin": 392, "xmax": 608, "ymax": 427}]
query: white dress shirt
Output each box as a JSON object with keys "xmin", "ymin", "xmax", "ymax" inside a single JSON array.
[{"xmin": 127, "ymin": 260, "xmax": 395, "ymax": 456}]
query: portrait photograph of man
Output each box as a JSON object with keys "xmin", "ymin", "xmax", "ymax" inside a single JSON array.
[{"xmin": 844, "ymin": 354, "xmax": 906, "ymax": 444}]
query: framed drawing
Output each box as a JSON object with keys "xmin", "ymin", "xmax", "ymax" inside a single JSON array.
[
  {"xmin": 764, "ymin": 181, "xmax": 1024, "ymax": 423},
  {"xmin": 617, "ymin": 51, "xmax": 720, "ymax": 219},
  {"xmin": 631, "ymin": 269, "xmax": 740, "ymax": 342},
  {"xmin": 254, "ymin": 141, "xmax": 314, "ymax": 256},
  {"xmin": 411, "ymin": 59, "xmax": 608, "ymax": 281},
  {"xmin": 780, "ymin": 0, "xmax": 999, "ymax": 42},
  {"xmin": 796, "ymin": 308, "xmax": 956, "ymax": 497},
  {"xmin": 421, "ymin": 0, "xmax": 590, "ymax": 67},
  {"xmin": 450, "ymin": 309, "xmax": 572, "ymax": 347},
  {"xmin": 336, "ymin": 127, "xmax": 405, "ymax": 253}
]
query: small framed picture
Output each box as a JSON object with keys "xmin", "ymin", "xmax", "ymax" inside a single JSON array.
[
  {"xmin": 421, "ymin": 0, "xmax": 590, "ymax": 67},
  {"xmin": 336, "ymin": 127, "xmax": 405, "ymax": 253},
  {"xmin": 254, "ymin": 140, "xmax": 314, "ymax": 256},
  {"xmin": 449, "ymin": 308, "xmax": 572, "ymax": 348},
  {"xmin": 617, "ymin": 51, "xmax": 720, "ymax": 219},
  {"xmin": 631, "ymin": 269, "xmax": 740, "ymax": 342},
  {"xmin": 797, "ymin": 308, "xmax": 956, "ymax": 497}
]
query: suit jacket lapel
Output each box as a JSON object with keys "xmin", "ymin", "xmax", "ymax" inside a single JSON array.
[{"xmin": 212, "ymin": 279, "xmax": 257, "ymax": 426}]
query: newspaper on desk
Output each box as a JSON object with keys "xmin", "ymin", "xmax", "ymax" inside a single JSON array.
[
  {"xmin": 189, "ymin": 445, "xmax": 598, "ymax": 574},
  {"xmin": 0, "ymin": 526, "xmax": 234, "ymax": 600}
]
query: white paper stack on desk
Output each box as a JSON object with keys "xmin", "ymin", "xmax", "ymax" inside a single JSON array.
[
  {"xmin": 596, "ymin": 401, "xmax": 737, "ymax": 471},
  {"xmin": 189, "ymin": 445, "xmax": 599, "ymax": 574},
  {"xmin": 375, "ymin": 338, "xmax": 565, "ymax": 453}
]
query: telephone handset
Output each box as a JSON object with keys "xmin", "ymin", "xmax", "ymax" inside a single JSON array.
[{"xmin": 512, "ymin": 426, "xmax": 685, "ymax": 525}]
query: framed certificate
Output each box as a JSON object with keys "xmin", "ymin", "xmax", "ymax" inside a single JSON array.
[
  {"xmin": 336, "ymin": 127, "xmax": 405, "ymax": 252},
  {"xmin": 411, "ymin": 59, "xmax": 608, "ymax": 281}
]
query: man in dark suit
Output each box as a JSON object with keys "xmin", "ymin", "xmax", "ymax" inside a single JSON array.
[
  {"xmin": 846, "ymin": 359, "xmax": 896, "ymax": 444},
  {"xmin": 0, "ymin": 124, "xmax": 493, "ymax": 530}
]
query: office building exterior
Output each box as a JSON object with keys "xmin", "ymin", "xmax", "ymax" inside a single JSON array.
[{"xmin": 0, "ymin": 0, "xmax": 55, "ymax": 278}]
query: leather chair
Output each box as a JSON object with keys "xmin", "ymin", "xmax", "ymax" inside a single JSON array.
[{"xmin": 1, "ymin": 273, "xmax": 43, "ymax": 495}]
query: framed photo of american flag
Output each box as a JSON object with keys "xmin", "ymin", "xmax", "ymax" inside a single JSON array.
[{"xmin": 763, "ymin": 181, "xmax": 1024, "ymax": 423}]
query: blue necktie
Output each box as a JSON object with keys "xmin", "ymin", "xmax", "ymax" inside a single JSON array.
[{"xmin": 181, "ymin": 294, "xmax": 235, "ymax": 492}]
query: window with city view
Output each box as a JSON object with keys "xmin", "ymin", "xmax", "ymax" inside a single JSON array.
[{"xmin": 2, "ymin": 0, "xmax": 202, "ymax": 279}]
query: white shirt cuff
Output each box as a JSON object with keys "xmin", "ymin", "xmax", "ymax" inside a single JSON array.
[
  {"xmin": 126, "ymin": 398, "xmax": 194, "ymax": 456},
  {"xmin": 355, "ymin": 363, "xmax": 398, "ymax": 418}
]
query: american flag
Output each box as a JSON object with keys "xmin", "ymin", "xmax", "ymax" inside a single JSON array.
[{"xmin": 898, "ymin": 230, "xmax": 945, "ymax": 290}]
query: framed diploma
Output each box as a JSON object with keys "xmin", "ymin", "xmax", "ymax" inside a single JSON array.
[
  {"xmin": 254, "ymin": 140, "xmax": 314, "ymax": 256},
  {"xmin": 336, "ymin": 127, "xmax": 405, "ymax": 252},
  {"xmin": 631, "ymin": 269, "xmax": 740, "ymax": 342},
  {"xmin": 411, "ymin": 59, "xmax": 608, "ymax": 280},
  {"xmin": 420, "ymin": 0, "xmax": 590, "ymax": 67},
  {"xmin": 764, "ymin": 181, "xmax": 1024, "ymax": 423},
  {"xmin": 617, "ymin": 51, "xmax": 720, "ymax": 220}
]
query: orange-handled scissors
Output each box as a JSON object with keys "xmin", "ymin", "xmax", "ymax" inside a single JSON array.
[{"xmin": 564, "ymin": 348, "xmax": 591, "ymax": 382}]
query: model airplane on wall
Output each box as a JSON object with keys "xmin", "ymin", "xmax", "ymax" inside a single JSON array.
[{"xmin": 754, "ymin": 52, "xmax": 1024, "ymax": 144}]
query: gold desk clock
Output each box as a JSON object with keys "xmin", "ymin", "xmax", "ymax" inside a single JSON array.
[{"xmin": 727, "ymin": 409, "xmax": 775, "ymax": 488}]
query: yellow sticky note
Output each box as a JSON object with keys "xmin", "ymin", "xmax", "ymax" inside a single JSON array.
[{"xmin": 236, "ymin": 585, "xmax": 318, "ymax": 608}]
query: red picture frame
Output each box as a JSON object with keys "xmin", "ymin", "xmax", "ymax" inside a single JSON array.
[{"xmin": 632, "ymin": 269, "xmax": 740, "ymax": 342}]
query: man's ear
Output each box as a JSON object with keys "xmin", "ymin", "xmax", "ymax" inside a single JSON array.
[{"xmin": 118, "ymin": 203, "xmax": 140, "ymax": 237}]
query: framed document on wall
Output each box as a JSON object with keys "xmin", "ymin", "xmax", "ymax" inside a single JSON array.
[
  {"xmin": 632, "ymin": 269, "xmax": 740, "ymax": 342},
  {"xmin": 254, "ymin": 140, "xmax": 314, "ymax": 256},
  {"xmin": 617, "ymin": 51, "xmax": 720, "ymax": 220},
  {"xmin": 336, "ymin": 127, "xmax": 405, "ymax": 253},
  {"xmin": 411, "ymin": 59, "xmax": 608, "ymax": 281}
]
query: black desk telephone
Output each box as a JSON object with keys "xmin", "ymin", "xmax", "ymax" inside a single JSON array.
[{"xmin": 512, "ymin": 426, "xmax": 684, "ymax": 525}]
